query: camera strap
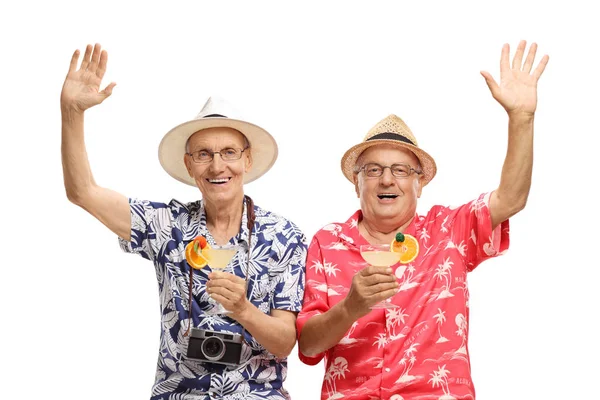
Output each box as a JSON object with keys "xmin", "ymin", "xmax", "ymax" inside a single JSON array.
[{"xmin": 184, "ymin": 195, "xmax": 256, "ymax": 340}]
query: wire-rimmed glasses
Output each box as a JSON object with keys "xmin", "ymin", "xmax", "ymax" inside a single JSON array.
[
  {"xmin": 187, "ymin": 146, "xmax": 249, "ymax": 164},
  {"xmin": 355, "ymin": 162, "xmax": 422, "ymax": 178}
]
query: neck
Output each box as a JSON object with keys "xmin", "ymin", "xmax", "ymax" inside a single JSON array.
[
  {"xmin": 204, "ymin": 193, "xmax": 245, "ymax": 245},
  {"xmin": 358, "ymin": 214, "xmax": 414, "ymax": 245}
]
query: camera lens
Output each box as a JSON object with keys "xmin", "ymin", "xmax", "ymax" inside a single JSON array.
[{"xmin": 201, "ymin": 336, "xmax": 225, "ymax": 361}]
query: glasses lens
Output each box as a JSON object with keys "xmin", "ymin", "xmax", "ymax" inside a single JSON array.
[
  {"xmin": 195, "ymin": 150, "xmax": 212, "ymax": 163},
  {"xmin": 220, "ymin": 148, "xmax": 241, "ymax": 160},
  {"xmin": 364, "ymin": 164, "xmax": 383, "ymax": 177},
  {"xmin": 391, "ymin": 164, "xmax": 411, "ymax": 177}
]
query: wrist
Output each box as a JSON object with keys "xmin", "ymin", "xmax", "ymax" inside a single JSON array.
[
  {"xmin": 231, "ymin": 299, "xmax": 255, "ymax": 323},
  {"xmin": 61, "ymin": 105, "xmax": 85, "ymax": 122},
  {"xmin": 339, "ymin": 297, "xmax": 363, "ymax": 322},
  {"xmin": 507, "ymin": 110, "xmax": 535, "ymax": 123}
]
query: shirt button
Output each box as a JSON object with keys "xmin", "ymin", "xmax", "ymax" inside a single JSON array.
[{"xmin": 385, "ymin": 368, "xmax": 391, "ymax": 372}]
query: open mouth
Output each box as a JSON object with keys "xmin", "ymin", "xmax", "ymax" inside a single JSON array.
[
  {"xmin": 207, "ymin": 178, "xmax": 231, "ymax": 185},
  {"xmin": 377, "ymin": 193, "xmax": 399, "ymax": 200}
]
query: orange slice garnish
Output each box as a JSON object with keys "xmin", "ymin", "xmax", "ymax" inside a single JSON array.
[
  {"xmin": 391, "ymin": 233, "xmax": 419, "ymax": 264},
  {"xmin": 185, "ymin": 237, "xmax": 211, "ymax": 270}
]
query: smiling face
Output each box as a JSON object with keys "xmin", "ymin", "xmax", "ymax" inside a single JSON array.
[
  {"xmin": 183, "ymin": 127, "xmax": 252, "ymax": 206},
  {"xmin": 354, "ymin": 144, "xmax": 423, "ymax": 227}
]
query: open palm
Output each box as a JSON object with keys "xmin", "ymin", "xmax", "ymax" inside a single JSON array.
[
  {"xmin": 481, "ymin": 40, "xmax": 549, "ymax": 116},
  {"xmin": 60, "ymin": 43, "xmax": 116, "ymax": 113}
]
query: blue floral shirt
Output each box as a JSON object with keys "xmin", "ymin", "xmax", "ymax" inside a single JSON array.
[{"xmin": 119, "ymin": 197, "xmax": 307, "ymax": 400}]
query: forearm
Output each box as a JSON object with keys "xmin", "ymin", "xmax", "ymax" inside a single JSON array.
[
  {"xmin": 491, "ymin": 113, "xmax": 534, "ymax": 227},
  {"xmin": 298, "ymin": 299, "xmax": 357, "ymax": 358},
  {"xmin": 234, "ymin": 304, "xmax": 297, "ymax": 358},
  {"xmin": 61, "ymin": 108, "xmax": 96, "ymax": 203}
]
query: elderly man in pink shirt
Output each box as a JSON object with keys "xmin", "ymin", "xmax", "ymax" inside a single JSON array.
[{"xmin": 297, "ymin": 40, "xmax": 549, "ymax": 399}]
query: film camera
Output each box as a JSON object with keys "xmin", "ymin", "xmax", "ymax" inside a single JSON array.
[{"xmin": 187, "ymin": 328, "xmax": 243, "ymax": 366}]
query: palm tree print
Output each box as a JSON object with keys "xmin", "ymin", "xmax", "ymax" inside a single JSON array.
[
  {"xmin": 373, "ymin": 333, "xmax": 389, "ymax": 349},
  {"xmin": 323, "ymin": 261, "xmax": 341, "ymax": 277},
  {"xmin": 433, "ymin": 308, "xmax": 449, "ymax": 343},
  {"xmin": 310, "ymin": 260, "xmax": 325, "ymax": 274},
  {"xmin": 454, "ymin": 313, "xmax": 468, "ymax": 355},
  {"xmin": 395, "ymin": 343, "xmax": 419, "ymax": 383},
  {"xmin": 324, "ymin": 357, "xmax": 349, "ymax": 399},
  {"xmin": 386, "ymin": 308, "xmax": 409, "ymax": 340},
  {"xmin": 428, "ymin": 365, "xmax": 456, "ymax": 399},
  {"xmin": 419, "ymin": 227, "xmax": 431, "ymax": 242},
  {"xmin": 434, "ymin": 257, "xmax": 454, "ymax": 299}
]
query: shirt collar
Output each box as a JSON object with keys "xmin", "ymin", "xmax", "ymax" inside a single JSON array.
[
  {"xmin": 337, "ymin": 209, "xmax": 420, "ymax": 249},
  {"xmin": 197, "ymin": 197, "xmax": 251, "ymax": 248}
]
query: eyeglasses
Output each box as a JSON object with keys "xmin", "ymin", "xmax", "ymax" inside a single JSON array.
[
  {"xmin": 187, "ymin": 146, "xmax": 249, "ymax": 164},
  {"xmin": 355, "ymin": 162, "xmax": 422, "ymax": 178}
]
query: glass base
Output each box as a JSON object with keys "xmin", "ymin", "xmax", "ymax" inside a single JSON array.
[
  {"xmin": 205, "ymin": 301, "xmax": 231, "ymax": 315},
  {"xmin": 370, "ymin": 300, "xmax": 399, "ymax": 309}
]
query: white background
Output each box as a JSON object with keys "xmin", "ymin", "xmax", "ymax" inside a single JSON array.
[{"xmin": 1, "ymin": 1, "xmax": 599, "ymax": 399}]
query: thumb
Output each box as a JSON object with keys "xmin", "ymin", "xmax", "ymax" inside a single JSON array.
[
  {"xmin": 100, "ymin": 82, "xmax": 117, "ymax": 98},
  {"xmin": 480, "ymin": 71, "xmax": 499, "ymax": 97}
]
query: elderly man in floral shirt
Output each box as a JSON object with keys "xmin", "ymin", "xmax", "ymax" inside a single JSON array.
[
  {"xmin": 60, "ymin": 44, "xmax": 306, "ymax": 399},
  {"xmin": 297, "ymin": 41, "xmax": 548, "ymax": 399}
]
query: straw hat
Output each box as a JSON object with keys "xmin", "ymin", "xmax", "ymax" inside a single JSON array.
[
  {"xmin": 340, "ymin": 114, "xmax": 437, "ymax": 186},
  {"xmin": 158, "ymin": 96, "xmax": 278, "ymax": 186}
]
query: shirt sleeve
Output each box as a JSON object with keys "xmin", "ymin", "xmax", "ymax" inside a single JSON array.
[
  {"xmin": 443, "ymin": 191, "xmax": 510, "ymax": 271},
  {"xmin": 295, "ymin": 235, "xmax": 329, "ymax": 365},
  {"xmin": 118, "ymin": 198, "xmax": 173, "ymax": 262},
  {"xmin": 269, "ymin": 222, "xmax": 308, "ymax": 313}
]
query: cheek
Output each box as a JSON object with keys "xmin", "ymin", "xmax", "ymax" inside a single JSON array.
[{"xmin": 189, "ymin": 164, "xmax": 208, "ymax": 179}]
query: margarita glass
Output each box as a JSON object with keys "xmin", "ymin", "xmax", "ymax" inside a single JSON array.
[
  {"xmin": 359, "ymin": 243, "xmax": 403, "ymax": 309},
  {"xmin": 205, "ymin": 244, "xmax": 240, "ymax": 315}
]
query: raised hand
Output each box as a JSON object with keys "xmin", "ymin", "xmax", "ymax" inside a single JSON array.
[
  {"xmin": 60, "ymin": 43, "xmax": 116, "ymax": 113},
  {"xmin": 343, "ymin": 265, "xmax": 398, "ymax": 320},
  {"xmin": 480, "ymin": 40, "xmax": 549, "ymax": 117}
]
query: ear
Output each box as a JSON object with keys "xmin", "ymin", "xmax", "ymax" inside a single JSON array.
[
  {"xmin": 184, "ymin": 154, "xmax": 193, "ymax": 177},
  {"xmin": 415, "ymin": 176, "xmax": 423, "ymax": 198},
  {"xmin": 244, "ymin": 150, "xmax": 253, "ymax": 173},
  {"xmin": 353, "ymin": 174, "xmax": 360, "ymax": 198}
]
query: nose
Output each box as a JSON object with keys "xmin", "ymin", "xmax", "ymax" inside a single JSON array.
[
  {"xmin": 380, "ymin": 167, "xmax": 395, "ymax": 186},
  {"xmin": 209, "ymin": 152, "xmax": 226, "ymax": 171}
]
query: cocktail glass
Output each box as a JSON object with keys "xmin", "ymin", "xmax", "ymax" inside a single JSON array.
[
  {"xmin": 359, "ymin": 243, "xmax": 402, "ymax": 309},
  {"xmin": 205, "ymin": 244, "xmax": 240, "ymax": 315}
]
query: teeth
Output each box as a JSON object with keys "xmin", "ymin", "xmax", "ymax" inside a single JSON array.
[
  {"xmin": 209, "ymin": 178, "xmax": 229, "ymax": 183},
  {"xmin": 378, "ymin": 193, "xmax": 398, "ymax": 198}
]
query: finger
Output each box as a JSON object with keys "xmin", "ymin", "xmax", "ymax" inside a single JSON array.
[
  {"xmin": 371, "ymin": 288, "xmax": 399, "ymax": 303},
  {"xmin": 96, "ymin": 50, "xmax": 109, "ymax": 79},
  {"xmin": 532, "ymin": 54, "xmax": 550, "ymax": 81},
  {"xmin": 480, "ymin": 71, "xmax": 500, "ymax": 97},
  {"xmin": 68, "ymin": 49, "xmax": 80, "ymax": 74},
  {"xmin": 500, "ymin": 43, "xmax": 510, "ymax": 76},
  {"xmin": 209, "ymin": 271, "xmax": 234, "ymax": 279},
  {"xmin": 522, "ymin": 42, "xmax": 538, "ymax": 73},
  {"xmin": 366, "ymin": 282, "xmax": 399, "ymax": 295},
  {"xmin": 209, "ymin": 293, "xmax": 233, "ymax": 309},
  {"xmin": 100, "ymin": 82, "xmax": 116, "ymax": 98},
  {"xmin": 208, "ymin": 285, "xmax": 237, "ymax": 299},
  {"xmin": 208, "ymin": 278, "xmax": 245, "ymax": 293},
  {"xmin": 363, "ymin": 273, "xmax": 396, "ymax": 286},
  {"xmin": 87, "ymin": 43, "xmax": 102, "ymax": 73},
  {"xmin": 80, "ymin": 44, "xmax": 93, "ymax": 71},
  {"xmin": 209, "ymin": 271, "xmax": 245, "ymax": 285},
  {"xmin": 511, "ymin": 40, "xmax": 527, "ymax": 70},
  {"xmin": 362, "ymin": 265, "xmax": 393, "ymax": 276}
]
